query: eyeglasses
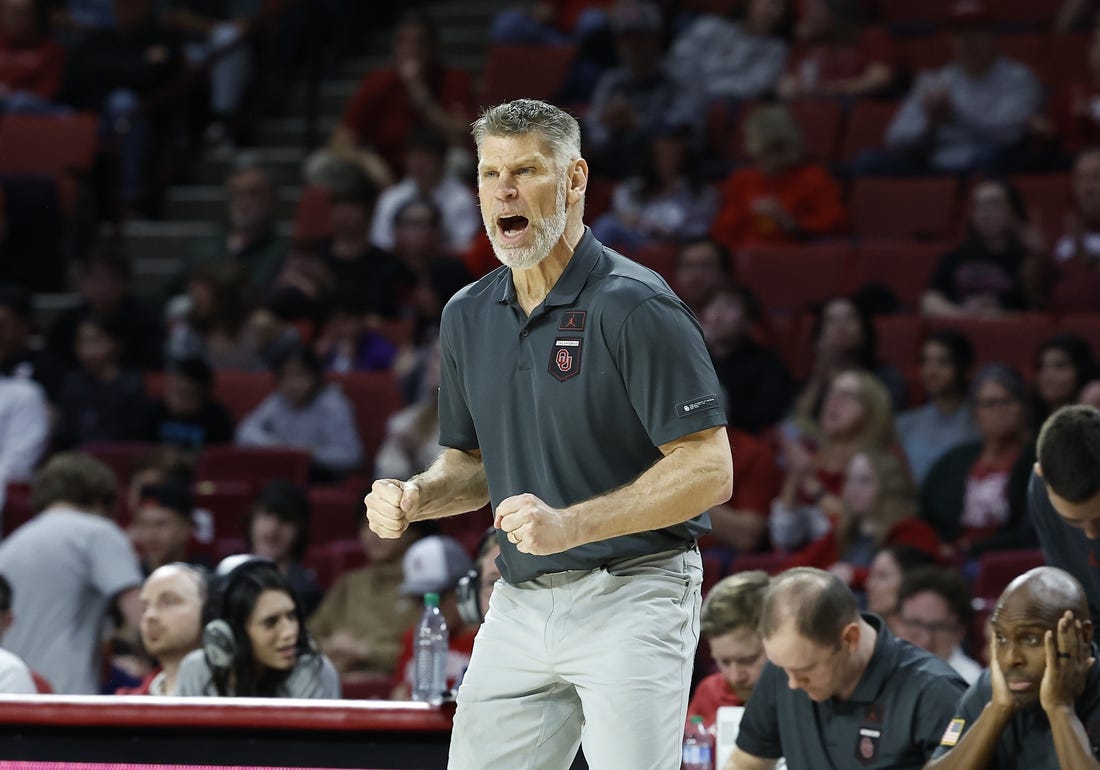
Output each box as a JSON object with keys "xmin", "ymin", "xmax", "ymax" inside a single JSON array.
[{"xmin": 898, "ymin": 616, "xmax": 959, "ymax": 636}]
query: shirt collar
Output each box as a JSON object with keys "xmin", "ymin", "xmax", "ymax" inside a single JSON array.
[
  {"xmin": 844, "ymin": 613, "xmax": 899, "ymax": 704},
  {"xmin": 496, "ymin": 227, "xmax": 602, "ymax": 308}
]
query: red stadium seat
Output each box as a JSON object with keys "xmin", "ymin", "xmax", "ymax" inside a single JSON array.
[
  {"xmin": 212, "ymin": 370, "xmax": 276, "ymax": 424},
  {"xmin": 999, "ymin": 33, "xmax": 1050, "ymax": 77},
  {"xmin": 850, "ymin": 177, "xmax": 961, "ymax": 240},
  {"xmin": 1046, "ymin": 32, "xmax": 1088, "ymax": 84},
  {"xmin": 1009, "ymin": 173, "xmax": 1072, "ymax": 243},
  {"xmin": 1056, "ymin": 314, "xmax": 1100, "ymax": 358},
  {"xmin": 193, "ymin": 479, "xmax": 254, "ymax": 541},
  {"xmin": 328, "ymin": 538, "xmax": 368, "ymax": 575},
  {"xmin": 894, "ymin": 33, "xmax": 951, "ymax": 77},
  {"xmin": 734, "ymin": 242, "xmax": 854, "ymax": 314},
  {"xmin": 195, "ymin": 446, "xmax": 311, "ymax": 487},
  {"xmin": 480, "ymin": 44, "xmax": 577, "ymax": 107},
  {"xmin": 2, "ymin": 482, "xmax": 33, "ymax": 537},
  {"xmin": 0, "ymin": 113, "xmax": 99, "ymax": 213},
  {"xmin": 880, "ymin": 0, "xmax": 954, "ymax": 27},
  {"xmin": 584, "ymin": 176, "xmax": 615, "ymax": 223},
  {"xmin": 925, "ymin": 314, "xmax": 1056, "ymax": 377},
  {"xmin": 341, "ymin": 674, "xmax": 395, "ymax": 700},
  {"xmin": 632, "ymin": 241, "xmax": 679, "ymax": 283},
  {"xmin": 328, "ymin": 371, "xmax": 405, "ymax": 477},
  {"xmin": 996, "ymin": 0, "xmax": 1060, "ymax": 28},
  {"xmin": 874, "ymin": 313, "xmax": 926, "ymax": 372},
  {"xmin": 839, "ymin": 100, "xmax": 900, "ymax": 163},
  {"xmin": 80, "ymin": 442, "xmax": 159, "ymax": 487},
  {"xmin": 307, "ymin": 486, "xmax": 362, "ymax": 545},
  {"xmin": 848, "ymin": 239, "xmax": 948, "ymax": 311},
  {"xmin": 292, "ymin": 185, "xmax": 332, "ymax": 244},
  {"xmin": 972, "ymin": 548, "xmax": 1045, "ymax": 605},
  {"xmin": 788, "ymin": 98, "xmax": 845, "ymax": 164},
  {"xmin": 730, "ymin": 550, "xmax": 787, "ymax": 575}
]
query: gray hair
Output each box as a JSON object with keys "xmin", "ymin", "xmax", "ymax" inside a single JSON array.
[{"xmin": 471, "ymin": 99, "xmax": 581, "ymax": 173}]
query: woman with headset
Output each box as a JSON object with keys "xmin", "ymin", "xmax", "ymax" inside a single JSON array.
[{"xmin": 177, "ymin": 559, "xmax": 340, "ymax": 698}]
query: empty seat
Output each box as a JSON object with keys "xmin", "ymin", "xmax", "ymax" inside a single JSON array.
[
  {"xmin": 193, "ymin": 479, "xmax": 254, "ymax": 541},
  {"xmin": 849, "ymin": 239, "xmax": 947, "ymax": 310},
  {"xmin": 307, "ymin": 485, "xmax": 362, "ymax": 545},
  {"xmin": 480, "ymin": 44, "xmax": 577, "ymax": 107},
  {"xmin": 81, "ymin": 442, "xmax": 159, "ymax": 487},
  {"xmin": 1009, "ymin": 173, "xmax": 1072, "ymax": 242},
  {"xmin": 789, "ymin": 98, "xmax": 846, "ymax": 164},
  {"xmin": 0, "ymin": 113, "xmax": 99, "ymax": 213},
  {"xmin": 925, "ymin": 314, "xmax": 1056, "ymax": 375},
  {"xmin": 874, "ymin": 313, "xmax": 925, "ymax": 372},
  {"xmin": 212, "ymin": 370, "xmax": 276, "ymax": 424},
  {"xmin": 195, "ymin": 446, "xmax": 311, "ymax": 487},
  {"xmin": 850, "ymin": 177, "xmax": 961, "ymax": 240},
  {"xmin": 972, "ymin": 548, "xmax": 1045, "ymax": 604},
  {"xmin": 328, "ymin": 371, "xmax": 406, "ymax": 476},
  {"xmin": 839, "ymin": 100, "xmax": 900, "ymax": 163},
  {"xmin": 734, "ymin": 242, "xmax": 854, "ymax": 314},
  {"xmin": 632, "ymin": 242, "xmax": 679, "ymax": 283}
]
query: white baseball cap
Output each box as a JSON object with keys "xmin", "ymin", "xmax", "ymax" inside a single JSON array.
[{"xmin": 400, "ymin": 535, "xmax": 474, "ymax": 595}]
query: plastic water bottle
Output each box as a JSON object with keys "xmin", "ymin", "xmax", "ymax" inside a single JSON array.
[
  {"xmin": 683, "ymin": 715, "xmax": 714, "ymax": 770},
  {"xmin": 412, "ymin": 592, "xmax": 449, "ymax": 704}
]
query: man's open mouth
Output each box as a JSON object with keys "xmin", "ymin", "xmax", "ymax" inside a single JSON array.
[{"xmin": 498, "ymin": 215, "xmax": 529, "ymax": 240}]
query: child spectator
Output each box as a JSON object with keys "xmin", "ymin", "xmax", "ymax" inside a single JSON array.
[{"xmin": 146, "ymin": 356, "xmax": 234, "ymax": 450}]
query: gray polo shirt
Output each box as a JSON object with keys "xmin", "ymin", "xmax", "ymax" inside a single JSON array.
[
  {"xmin": 736, "ymin": 614, "xmax": 967, "ymax": 769},
  {"xmin": 438, "ymin": 228, "xmax": 726, "ymax": 584},
  {"xmin": 930, "ymin": 656, "xmax": 1100, "ymax": 768}
]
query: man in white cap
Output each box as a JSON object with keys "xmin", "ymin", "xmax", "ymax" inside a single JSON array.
[{"xmin": 390, "ymin": 535, "xmax": 475, "ymax": 699}]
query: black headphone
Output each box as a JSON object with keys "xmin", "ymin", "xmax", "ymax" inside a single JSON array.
[{"xmin": 456, "ymin": 528, "xmax": 497, "ymax": 627}]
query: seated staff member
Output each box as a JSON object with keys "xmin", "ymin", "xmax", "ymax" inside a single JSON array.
[
  {"xmin": 924, "ymin": 566, "xmax": 1100, "ymax": 770},
  {"xmin": 724, "ymin": 568, "xmax": 966, "ymax": 770}
]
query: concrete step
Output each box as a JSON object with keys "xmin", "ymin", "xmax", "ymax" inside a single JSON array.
[
  {"xmin": 163, "ymin": 185, "xmax": 303, "ymax": 223},
  {"xmin": 253, "ymin": 116, "xmax": 337, "ymax": 148},
  {"xmin": 196, "ymin": 146, "xmax": 307, "ymax": 186}
]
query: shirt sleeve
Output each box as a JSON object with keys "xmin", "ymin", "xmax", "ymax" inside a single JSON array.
[
  {"xmin": 612, "ymin": 293, "xmax": 726, "ymax": 447},
  {"xmin": 735, "ymin": 663, "xmax": 785, "ymax": 759},
  {"xmin": 0, "ymin": 652, "xmax": 36, "ymax": 694},
  {"xmin": 176, "ymin": 650, "xmax": 216, "ymax": 696},
  {"xmin": 886, "ymin": 73, "xmax": 936, "ymax": 149},
  {"xmin": 913, "ymin": 667, "xmax": 971, "ymax": 759},
  {"xmin": 437, "ymin": 301, "xmax": 480, "ymax": 450},
  {"xmin": 88, "ymin": 523, "xmax": 143, "ymax": 600},
  {"xmin": 929, "ymin": 674, "xmax": 991, "ymax": 760}
]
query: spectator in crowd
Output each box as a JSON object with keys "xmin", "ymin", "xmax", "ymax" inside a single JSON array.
[
  {"xmin": 674, "ymin": 238, "xmax": 730, "ymax": 319},
  {"xmin": 921, "ymin": 179, "xmax": 1045, "ymax": 318},
  {"xmin": 1049, "ymin": 24, "xmax": 1100, "ymax": 154},
  {"xmin": 1030, "ymin": 405, "xmax": 1100, "ymax": 624},
  {"xmin": 123, "ymin": 446, "xmax": 194, "ymax": 521},
  {"xmin": 58, "ymin": 0, "xmax": 183, "ymax": 207},
  {"xmin": 235, "ymin": 346, "xmax": 363, "ymax": 482},
  {"xmin": 313, "ymin": 289, "xmax": 397, "ymax": 374},
  {"xmin": 711, "ymin": 103, "xmax": 848, "ymax": 252},
  {"xmin": 700, "ymin": 281, "xmax": 794, "ymax": 435},
  {"xmin": 160, "ymin": 0, "xmax": 259, "ymax": 143},
  {"xmin": 725, "ymin": 568, "xmax": 966, "ymax": 770},
  {"xmin": 309, "ymin": 521, "xmax": 431, "ymax": 680},
  {"xmin": 0, "ymin": 453, "xmax": 144, "ymax": 694},
  {"xmin": 490, "ymin": 0, "xmax": 608, "ymax": 45},
  {"xmin": 668, "ymin": 0, "xmax": 791, "ymax": 103},
  {"xmin": 145, "ymin": 356, "xmax": 235, "ymax": 451},
  {"xmin": 776, "ymin": 0, "xmax": 896, "ymax": 100},
  {"xmin": 117, "ymin": 563, "xmax": 206, "ymax": 695},
  {"xmin": 0, "ymin": 575, "xmax": 38, "ymax": 693},
  {"xmin": 1045, "ymin": 148, "xmax": 1100, "ymax": 312},
  {"xmin": 369, "ymin": 127, "xmax": 480, "ymax": 255},
  {"xmin": 46, "ymin": 248, "xmax": 163, "ymax": 371},
  {"xmin": 129, "ymin": 479, "xmax": 198, "ymax": 575},
  {"xmin": 0, "ymin": 0, "xmax": 67, "ymax": 112},
  {"xmin": 896, "ymin": 330, "xmax": 980, "ymax": 486},
  {"xmin": 374, "ymin": 337, "xmax": 443, "ymax": 482},
  {"xmin": 771, "ymin": 369, "xmax": 897, "ymax": 552},
  {"xmin": 782, "ymin": 449, "xmax": 939, "ymax": 589},
  {"xmin": 702, "ymin": 428, "xmax": 782, "ymax": 555},
  {"xmin": 390, "ymin": 535, "xmax": 475, "ymax": 701},
  {"xmin": 0, "ymin": 375, "xmax": 49, "ymax": 512},
  {"xmin": 865, "ymin": 0, "xmax": 1042, "ymax": 175},
  {"xmin": 920, "ymin": 364, "xmax": 1036, "ymax": 559},
  {"xmin": 591, "ymin": 120, "xmax": 718, "ymax": 253},
  {"xmin": 319, "ymin": 173, "xmax": 414, "ymax": 321},
  {"xmin": 0, "ymin": 284, "xmax": 64, "ymax": 400},
  {"xmin": 894, "ymin": 566, "xmax": 980, "ymax": 685},
  {"xmin": 320, "ymin": 12, "xmax": 474, "ymax": 189},
  {"xmin": 181, "ymin": 163, "xmax": 288, "ymax": 295},
  {"xmin": 865, "ymin": 544, "xmax": 939, "ymax": 633},
  {"xmin": 688, "ymin": 571, "xmax": 770, "ymax": 732},
  {"xmin": 1032, "ymin": 333, "xmax": 1099, "ymax": 430},
  {"xmin": 583, "ymin": 1, "xmax": 702, "ymax": 179},
  {"xmin": 55, "ymin": 313, "xmax": 152, "ymax": 448},
  {"xmin": 177, "ymin": 559, "xmax": 339, "ymax": 697},
  {"xmin": 924, "ymin": 567, "xmax": 1100, "ymax": 769},
  {"xmin": 793, "ymin": 296, "xmax": 907, "ymax": 416},
  {"xmin": 242, "ymin": 479, "xmax": 322, "ymax": 616},
  {"xmin": 386, "ymin": 196, "xmax": 472, "ymax": 346}
]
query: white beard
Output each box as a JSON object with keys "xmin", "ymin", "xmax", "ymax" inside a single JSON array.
[{"xmin": 486, "ymin": 181, "xmax": 568, "ymax": 271}]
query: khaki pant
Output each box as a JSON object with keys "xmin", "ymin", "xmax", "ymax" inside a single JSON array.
[{"xmin": 448, "ymin": 547, "xmax": 703, "ymax": 770}]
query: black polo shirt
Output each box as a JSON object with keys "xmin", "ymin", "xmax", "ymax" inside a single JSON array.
[
  {"xmin": 1029, "ymin": 470, "xmax": 1100, "ymax": 625},
  {"xmin": 736, "ymin": 614, "xmax": 967, "ymax": 769},
  {"xmin": 437, "ymin": 229, "xmax": 726, "ymax": 584},
  {"xmin": 930, "ymin": 654, "xmax": 1100, "ymax": 768}
]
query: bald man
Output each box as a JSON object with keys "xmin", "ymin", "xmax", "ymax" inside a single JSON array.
[
  {"xmin": 725, "ymin": 567, "xmax": 965, "ymax": 770},
  {"xmin": 925, "ymin": 566, "xmax": 1100, "ymax": 770}
]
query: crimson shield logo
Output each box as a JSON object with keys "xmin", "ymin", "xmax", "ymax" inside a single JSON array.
[{"xmin": 548, "ymin": 337, "xmax": 582, "ymax": 381}]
